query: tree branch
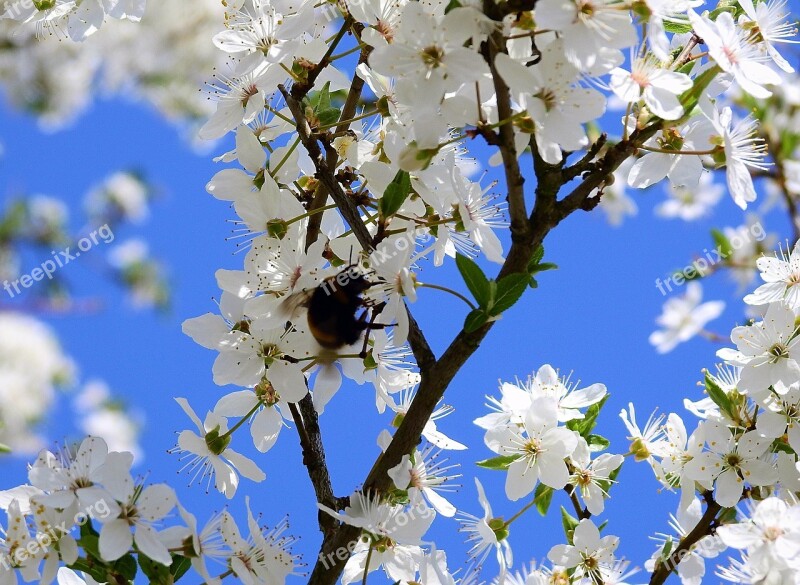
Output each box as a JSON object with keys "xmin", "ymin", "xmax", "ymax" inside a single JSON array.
[
  {"xmin": 334, "ymin": 33, "xmax": 371, "ymax": 136},
  {"xmin": 287, "ymin": 399, "xmax": 340, "ymax": 535},
  {"xmin": 285, "ymin": 11, "xmax": 666, "ymax": 579},
  {"xmin": 649, "ymin": 492, "xmax": 722, "ymax": 585},
  {"xmin": 290, "ymin": 16, "xmax": 354, "ymax": 100},
  {"xmin": 284, "ymin": 37, "xmax": 379, "ymax": 535},
  {"xmin": 557, "ymin": 122, "xmax": 662, "ymax": 215},
  {"xmin": 486, "ymin": 28, "xmax": 529, "ymax": 238},
  {"xmin": 306, "ymin": 123, "xmax": 667, "ymax": 585},
  {"xmin": 564, "ymin": 485, "xmax": 591, "ymax": 520},
  {"xmin": 279, "ymin": 84, "xmax": 374, "ymax": 250},
  {"xmin": 765, "ymin": 137, "xmax": 800, "ymax": 242},
  {"xmin": 561, "ymin": 134, "xmax": 608, "ymax": 182}
]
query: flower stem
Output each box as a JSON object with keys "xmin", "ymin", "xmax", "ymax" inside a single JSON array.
[
  {"xmin": 286, "ymin": 203, "xmax": 340, "ymax": 226},
  {"xmin": 418, "ymin": 282, "xmax": 476, "ymax": 310},
  {"xmin": 638, "ymin": 144, "xmax": 717, "ymax": 156},
  {"xmin": 270, "ymin": 136, "xmax": 301, "ymax": 177},
  {"xmin": 319, "ymin": 109, "xmax": 380, "ymax": 131},
  {"xmin": 362, "ymin": 543, "xmax": 375, "ymax": 585},
  {"xmin": 504, "ymin": 496, "xmax": 538, "ymax": 527},
  {"xmin": 221, "ymin": 402, "xmax": 261, "ymax": 439}
]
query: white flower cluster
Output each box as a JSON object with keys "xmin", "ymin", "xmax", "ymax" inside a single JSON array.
[
  {"xmin": 624, "ymin": 239, "xmax": 800, "ymax": 584},
  {"xmin": 0, "ymin": 436, "xmax": 301, "ymax": 585},
  {"xmin": 74, "ymin": 381, "xmax": 142, "ymax": 460},
  {"xmin": 0, "ymin": 0, "xmax": 225, "ymax": 127},
  {"xmin": 7, "ymin": 0, "xmax": 800, "ymax": 582},
  {"xmin": 469, "ymin": 365, "xmax": 622, "ymax": 580},
  {"xmin": 178, "ymin": 0, "xmax": 800, "ymax": 579},
  {"xmin": 0, "ymin": 313, "xmax": 73, "ymax": 452},
  {"xmin": 0, "ymin": 0, "xmax": 144, "ymax": 42}
]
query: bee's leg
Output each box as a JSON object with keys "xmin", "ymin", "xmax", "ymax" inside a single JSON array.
[{"xmin": 358, "ymin": 302, "xmax": 388, "ymax": 359}]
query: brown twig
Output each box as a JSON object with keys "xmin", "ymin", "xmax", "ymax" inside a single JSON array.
[
  {"xmin": 564, "ymin": 485, "xmax": 591, "ymax": 520},
  {"xmin": 283, "ymin": 35, "xmax": 378, "ymax": 536},
  {"xmin": 766, "ymin": 137, "xmax": 800, "ymax": 242},
  {"xmin": 291, "ymin": 16, "xmax": 354, "ymax": 100},
  {"xmin": 279, "ymin": 84, "xmax": 374, "ymax": 250},
  {"xmin": 306, "ymin": 34, "xmax": 666, "ymax": 585},
  {"xmin": 648, "ymin": 492, "xmax": 722, "ymax": 585}
]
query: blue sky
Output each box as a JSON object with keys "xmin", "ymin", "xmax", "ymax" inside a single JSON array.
[{"xmin": 0, "ymin": 43, "xmax": 798, "ymax": 582}]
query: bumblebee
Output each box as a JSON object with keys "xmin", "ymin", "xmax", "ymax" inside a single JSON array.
[{"xmin": 282, "ymin": 265, "xmax": 386, "ymax": 351}]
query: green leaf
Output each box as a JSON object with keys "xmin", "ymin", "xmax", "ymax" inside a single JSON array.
[
  {"xmin": 379, "ymin": 170, "xmax": 412, "ymax": 219},
  {"xmin": 139, "ymin": 554, "xmax": 172, "ymax": 585},
  {"xmin": 0, "ymin": 200, "xmax": 26, "ymax": 241},
  {"xmin": 464, "ymin": 309, "xmax": 490, "ymax": 333},
  {"xmin": 709, "ymin": 2, "xmax": 739, "ymax": 20},
  {"xmin": 489, "ymin": 273, "xmax": 529, "ymax": 315},
  {"xmin": 317, "ymin": 107, "xmax": 342, "ymax": 127},
  {"xmin": 68, "ymin": 558, "xmax": 109, "ymax": 583},
  {"xmin": 0, "ymin": 443, "xmax": 10, "ymax": 454},
  {"xmin": 78, "ymin": 526, "xmax": 101, "ymax": 560},
  {"xmin": 711, "ymin": 228, "xmax": 734, "ymax": 259},
  {"xmin": 566, "ymin": 395, "xmax": 609, "ymax": 438},
  {"xmin": 476, "ymin": 454, "xmax": 521, "ymax": 470},
  {"xmin": 586, "ymin": 434, "xmax": 610, "ymax": 452},
  {"xmin": 676, "ymin": 59, "xmax": 696, "ymax": 76},
  {"xmin": 679, "ymin": 64, "xmax": 722, "ymax": 112},
  {"xmin": 456, "ymin": 254, "xmax": 491, "ymax": 307},
  {"xmin": 705, "ymin": 372, "xmax": 736, "ymax": 420},
  {"xmin": 525, "ymin": 245, "xmax": 556, "ymax": 288},
  {"xmin": 529, "ymin": 262, "xmax": 558, "ymax": 274},
  {"xmin": 113, "ymin": 554, "xmax": 138, "ymax": 581},
  {"xmin": 444, "ymin": 0, "xmax": 461, "ymax": 12},
  {"xmin": 534, "ymin": 484, "xmax": 554, "ymax": 516},
  {"xmin": 310, "ymin": 81, "xmax": 332, "ymax": 112},
  {"xmin": 171, "ymin": 556, "xmax": 192, "ymax": 581},
  {"xmin": 780, "ymin": 131, "xmax": 799, "ymax": 160},
  {"xmin": 663, "ymin": 20, "xmax": 693, "ymax": 34},
  {"xmin": 307, "ymin": 81, "xmax": 341, "ymax": 127},
  {"xmin": 659, "ymin": 536, "xmax": 674, "ymax": 562},
  {"xmin": 560, "ymin": 506, "xmax": 579, "ymax": 544},
  {"xmin": 718, "ymin": 507, "xmax": 738, "ymax": 524},
  {"xmin": 529, "ymin": 245, "xmax": 545, "ymax": 267}
]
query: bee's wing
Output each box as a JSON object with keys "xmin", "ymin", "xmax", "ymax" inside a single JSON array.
[{"xmin": 277, "ymin": 289, "xmax": 314, "ymax": 321}]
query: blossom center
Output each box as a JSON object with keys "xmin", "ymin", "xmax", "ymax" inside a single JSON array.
[
  {"xmin": 256, "ymin": 379, "xmax": 279, "ymax": 406},
  {"xmin": 575, "ymin": 469, "xmax": 593, "ymax": 487},
  {"xmin": 724, "ymin": 453, "xmax": 742, "ymax": 468},
  {"xmin": 582, "ymin": 554, "xmax": 599, "ymax": 570},
  {"xmin": 375, "ymin": 19, "xmax": 394, "ymax": 42},
  {"xmin": 523, "ymin": 437, "xmax": 542, "ymax": 457},
  {"xmin": 73, "ymin": 477, "xmax": 93, "ymax": 489},
  {"xmin": 578, "ymin": 1, "xmax": 596, "ymax": 18},
  {"xmin": 536, "ymin": 88, "xmax": 558, "ymax": 111},
  {"xmin": 258, "ymin": 37, "xmax": 278, "ymax": 56},
  {"xmin": 241, "ymin": 84, "xmax": 259, "ymax": 107},
  {"xmin": 631, "ymin": 70, "xmax": 650, "ymax": 89},
  {"xmin": 658, "ymin": 128, "xmax": 685, "ymax": 151},
  {"xmin": 722, "ymin": 45, "xmax": 739, "ymax": 65},
  {"xmin": 260, "ymin": 342, "xmax": 281, "ymax": 361},
  {"xmin": 764, "ymin": 525, "xmax": 784, "ymax": 541},
  {"xmin": 120, "ymin": 504, "xmax": 139, "ymax": 523},
  {"xmin": 420, "ymin": 46, "xmax": 445, "ymax": 69},
  {"xmin": 768, "ymin": 342, "xmax": 790, "ymax": 361}
]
